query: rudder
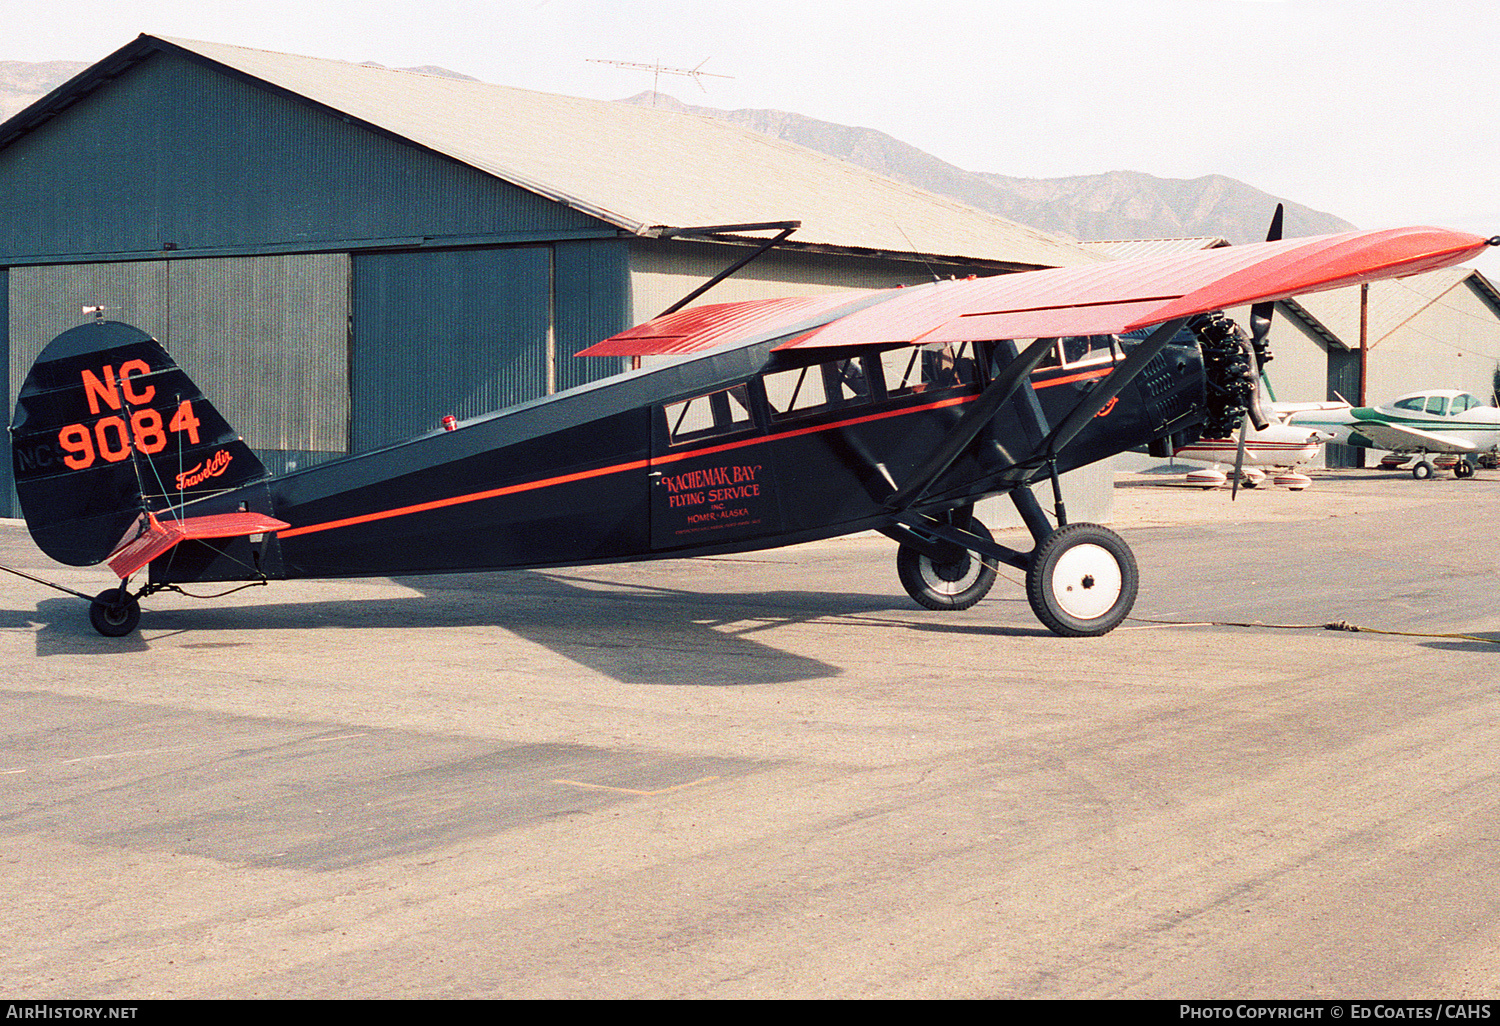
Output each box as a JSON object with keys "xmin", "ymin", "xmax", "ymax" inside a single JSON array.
[{"xmin": 10, "ymin": 321, "xmax": 267, "ymax": 567}]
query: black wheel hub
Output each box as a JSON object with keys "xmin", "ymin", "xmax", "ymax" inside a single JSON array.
[{"xmin": 932, "ymin": 553, "xmax": 972, "ymax": 582}]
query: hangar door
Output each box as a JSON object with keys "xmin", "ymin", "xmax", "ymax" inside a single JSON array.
[
  {"xmin": 351, "ymin": 247, "xmax": 552, "ymax": 452},
  {"xmin": 8, "ymin": 254, "xmax": 351, "ymax": 481},
  {"xmin": 1325, "ymin": 345, "xmax": 1363, "ymax": 468}
]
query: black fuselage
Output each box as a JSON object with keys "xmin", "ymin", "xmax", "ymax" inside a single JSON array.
[{"xmin": 152, "ymin": 332, "xmax": 1206, "ymax": 585}]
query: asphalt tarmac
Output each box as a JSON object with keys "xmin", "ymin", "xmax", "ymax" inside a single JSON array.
[{"xmin": 2, "ymin": 467, "xmax": 1498, "ymax": 999}]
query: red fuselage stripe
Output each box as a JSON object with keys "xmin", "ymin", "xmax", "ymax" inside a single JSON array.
[
  {"xmin": 276, "ymin": 459, "xmax": 652, "ymax": 538},
  {"xmin": 276, "ymin": 366, "xmax": 1109, "ymax": 539}
]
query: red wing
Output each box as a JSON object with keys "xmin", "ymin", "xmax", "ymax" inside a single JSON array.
[
  {"xmin": 786, "ymin": 226, "xmax": 1489, "ymax": 350},
  {"xmin": 577, "ymin": 227, "xmax": 1490, "ymax": 358},
  {"xmin": 574, "ymin": 291, "xmax": 884, "ymax": 357}
]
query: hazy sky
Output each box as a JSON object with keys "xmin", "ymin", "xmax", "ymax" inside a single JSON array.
[{"xmin": 6, "ymin": 0, "xmax": 1498, "ymax": 269}]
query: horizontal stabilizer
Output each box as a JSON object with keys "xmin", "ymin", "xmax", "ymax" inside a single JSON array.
[{"xmin": 107, "ymin": 510, "xmax": 290, "ymax": 579}]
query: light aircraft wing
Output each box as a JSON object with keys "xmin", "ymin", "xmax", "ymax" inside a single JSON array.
[
  {"xmin": 577, "ymin": 226, "xmax": 1491, "ymax": 357},
  {"xmin": 1349, "ymin": 421, "xmax": 1480, "ymax": 454}
]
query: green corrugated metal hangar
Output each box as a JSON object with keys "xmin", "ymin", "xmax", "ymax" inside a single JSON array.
[{"xmin": 0, "ymin": 34, "xmax": 1101, "ymax": 519}]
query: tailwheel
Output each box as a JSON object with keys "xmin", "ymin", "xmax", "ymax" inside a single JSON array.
[
  {"xmin": 89, "ymin": 587, "xmax": 141, "ymax": 638},
  {"xmin": 896, "ymin": 519, "xmax": 998, "ymax": 611},
  {"xmin": 1026, "ymin": 523, "xmax": 1138, "ymax": 638}
]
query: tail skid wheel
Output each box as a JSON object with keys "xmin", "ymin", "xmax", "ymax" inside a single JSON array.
[
  {"xmin": 89, "ymin": 588, "xmax": 141, "ymax": 638},
  {"xmin": 1026, "ymin": 523, "xmax": 1138, "ymax": 637},
  {"xmin": 897, "ymin": 520, "xmax": 999, "ymax": 611}
]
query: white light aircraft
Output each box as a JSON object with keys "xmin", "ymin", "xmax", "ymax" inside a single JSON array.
[
  {"xmin": 1173, "ymin": 403, "xmax": 1343, "ymax": 490},
  {"xmin": 1286, "ymin": 390, "xmax": 1500, "ymax": 479}
]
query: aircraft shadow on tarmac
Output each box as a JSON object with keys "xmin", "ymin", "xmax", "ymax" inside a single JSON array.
[{"xmin": 8, "ymin": 569, "xmax": 1050, "ymax": 683}]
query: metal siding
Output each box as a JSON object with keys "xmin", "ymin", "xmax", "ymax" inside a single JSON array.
[
  {"xmin": 351, "ymin": 247, "xmax": 551, "ymax": 452},
  {"xmin": 0, "ymin": 51, "xmax": 602, "ymax": 263},
  {"xmin": 1326, "ymin": 348, "xmax": 1363, "ymax": 468},
  {"xmin": 9, "ymin": 254, "xmax": 349, "ymax": 458},
  {"xmin": 9, "ymin": 261, "xmax": 170, "ymax": 386},
  {"xmin": 0, "ymin": 267, "xmax": 8, "ymax": 517},
  {"xmin": 139, "ymin": 36, "xmax": 1099, "ymax": 269},
  {"xmin": 553, "ymin": 238, "xmax": 631, "ymax": 390},
  {"xmin": 167, "ymin": 254, "xmax": 350, "ymax": 454}
]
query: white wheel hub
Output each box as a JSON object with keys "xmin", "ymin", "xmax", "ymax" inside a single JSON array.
[{"xmin": 1050, "ymin": 543, "xmax": 1123, "ymax": 620}]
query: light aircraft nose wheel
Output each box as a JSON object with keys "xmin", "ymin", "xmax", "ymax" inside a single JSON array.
[
  {"xmin": 1412, "ymin": 460, "xmax": 1435, "ymax": 480},
  {"xmin": 1026, "ymin": 523, "xmax": 1138, "ymax": 638},
  {"xmin": 89, "ymin": 588, "xmax": 141, "ymax": 638},
  {"xmin": 896, "ymin": 520, "xmax": 999, "ymax": 611},
  {"xmin": 1455, "ymin": 458, "xmax": 1475, "ymax": 479}
]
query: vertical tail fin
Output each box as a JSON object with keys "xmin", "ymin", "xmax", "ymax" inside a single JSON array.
[{"xmin": 10, "ymin": 321, "xmax": 267, "ymax": 567}]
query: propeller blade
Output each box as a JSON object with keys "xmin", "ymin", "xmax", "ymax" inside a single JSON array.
[
  {"xmin": 1249, "ymin": 204, "xmax": 1284, "ymax": 346},
  {"xmin": 1241, "ymin": 202, "xmax": 1286, "ymax": 435},
  {"xmin": 1231, "ymin": 417, "xmax": 1249, "ymax": 501}
]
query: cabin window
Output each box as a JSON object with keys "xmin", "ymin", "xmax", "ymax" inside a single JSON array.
[
  {"xmin": 664, "ymin": 384, "xmax": 753, "ymax": 444},
  {"xmin": 831, "ymin": 358, "xmax": 873, "ymax": 403},
  {"xmin": 1452, "ymin": 393, "xmax": 1477, "ymax": 414},
  {"xmin": 1394, "ymin": 396, "xmax": 1427, "ymax": 412},
  {"xmin": 764, "ymin": 358, "xmax": 875, "ymax": 420},
  {"xmin": 879, "ymin": 342, "xmax": 977, "ymax": 396},
  {"xmin": 764, "ymin": 365, "xmax": 830, "ymax": 418},
  {"xmin": 1059, "ymin": 335, "xmax": 1123, "ymax": 367},
  {"xmin": 1425, "ymin": 395, "xmax": 1449, "ymax": 416},
  {"xmin": 1031, "ymin": 339, "xmax": 1062, "ymax": 370}
]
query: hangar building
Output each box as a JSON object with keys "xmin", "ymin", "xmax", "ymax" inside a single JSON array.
[{"xmin": 0, "ymin": 35, "xmax": 1101, "ymax": 520}]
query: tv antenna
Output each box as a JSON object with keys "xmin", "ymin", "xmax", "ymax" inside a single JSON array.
[{"xmin": 587, "ymin": 57, "xmax": 733, "ymax": 102}]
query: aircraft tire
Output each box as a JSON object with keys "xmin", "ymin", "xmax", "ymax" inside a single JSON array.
[
  {"xmin": 1412, "ymin": 460, "xmax": 1435, "ymax": 480},
  {"xmin": 1026, "ymin": 523, "xmax": 1138, "ymax": 638},
  {"xmin": 896, "ymin": 520, "xmax": 998, "ymax": 611},
  {"xmin": 1455, "ymin": 458, "xmax": 1475, "ymax": 479},
  {"xmin": 89, "ymin": 589, "xmax": 140, "ymax": 638}
]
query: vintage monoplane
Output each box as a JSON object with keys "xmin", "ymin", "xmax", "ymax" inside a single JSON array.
[{"xmin": 9, "ymin": 225, "xmax": 1494, "ymax": 638}]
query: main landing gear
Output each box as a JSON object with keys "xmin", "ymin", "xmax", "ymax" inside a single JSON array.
[
  {"xmin": 895, "ymin": 518, "xmax": 999, "ymax": 611},
  {"xmin": 1024, "ymin": 522, "xmax": 1138, "ymax": 637},
  {"xmin": 886, "ymin": 487, "xmax": 1139, "ymax": 637},
  {"xmin": 1410, "ymin": 454, "xmax": 1476, "ymax": 480}
]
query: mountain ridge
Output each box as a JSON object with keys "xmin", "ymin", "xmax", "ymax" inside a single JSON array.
[
  {"xmin": 0, "ymin": 59, "xmax": 1357, "ymax": 248},
  {"xmin": 618, "ymin": 91, "xmax": 1356, "ymax": 245}
]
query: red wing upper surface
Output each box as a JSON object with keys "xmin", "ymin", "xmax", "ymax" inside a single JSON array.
[{"xmin": 578, "ymin": 227, "xmax": 1491, "ymax": 358}]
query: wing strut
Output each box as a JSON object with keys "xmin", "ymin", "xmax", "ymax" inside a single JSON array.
[
  {"xmin": 1040, "ymin": 318, "xmax": 1188, "ymax": 460},
  {"xmin": 884, "ymin": 335, "xmax": 1059, "ymax": 510}
]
